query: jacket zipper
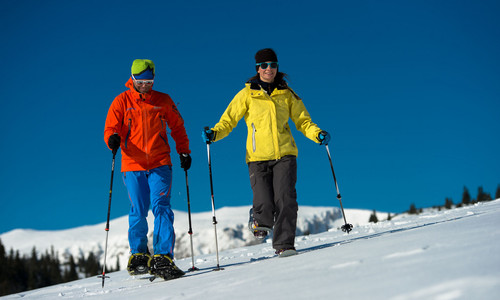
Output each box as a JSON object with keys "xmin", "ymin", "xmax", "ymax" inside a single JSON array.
[
  {"xmin": 143, "ymin": 106, "xmax": 150, "ymax": 168},
  {"xmin": 160, "ymin": 117, "xmax": 168, "ymax": 146},
  {"xmin": 125, "ymin": 118, "xmax": 132, "ymax": 148},
  {"xmin": 260, "ymin": 88, "xmax": 280, "ymax": 158},
  {"xmin": 252, "ymin": 123, "xmax": 256, "ymax": 152}
]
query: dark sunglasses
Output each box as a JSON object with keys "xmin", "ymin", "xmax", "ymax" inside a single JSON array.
[{"xmin": 256, "ymin": 62, "xmax": 278, "ymax": 69}]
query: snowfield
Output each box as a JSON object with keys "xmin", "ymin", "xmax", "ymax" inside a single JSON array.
[
  {"xmin": 0, "ymin": 205, "xmax": 376, "ymax": 272},
  {"xmin": 1, "ymin": 200, "xmax": 500, "ymax": 299}
]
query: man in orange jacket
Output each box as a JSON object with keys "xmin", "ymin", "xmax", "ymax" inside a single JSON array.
[{"xmin": 104, "ymin": 59, "xmax": 190, "ymax": 280}]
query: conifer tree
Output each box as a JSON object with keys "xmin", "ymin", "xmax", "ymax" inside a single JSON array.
[
  {"xmin": 444, "ymin": 198, "xmax": 453, "ymax": 209},
  {"xmin": 0, "ymin": 239, "xmax": 6, "ymax": 295},
  {"xmin": 64, "ymin": 255, "xmax": 79, "ymax": 282},
  {"xmin": 477, "ymin": 186, "xmax": 492, "ymax": 202},
  {"xmin": 13, "ymin": 250, "xmax": 27, "ymax": 293},
  {"xmin": 47, "ymin": 246, "xmax": 62, "ymax": 286},
  {"xmin": 495, "ymin": 184, "xmax": 500, "ymax": 200},
  {"xmin": 369, "ymin": 210, "xmax": 378, "ymax": 223},
  {"xmin": 27, "ymin": 247, "xmax": 38, "ymax": 290},
  {"xmin": 408, "ymin": 203, "xmax": 418, "ymax": 214},
  {"xmin": 79, "ymin": 252, "xmax": 101, "ymax": 278},
  {"xmin": 115, "ymin": 255, "xmax": 121, "ymax": 272},
  {"xmin": 462, "ymin": 186, "xmax": 471, "ymax": 205}
]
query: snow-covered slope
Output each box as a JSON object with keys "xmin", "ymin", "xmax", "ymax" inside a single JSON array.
[
  {"xmin": 0, "ymin": 205, "xmax": 380, "ymax": 271},
  {"xmin": 1, "ymin": 200, "xmax": 499, "ymax": 299}
]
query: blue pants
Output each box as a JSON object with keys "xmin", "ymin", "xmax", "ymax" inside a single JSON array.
[{"xmin": 123, "ymin": 165, "xmax": 175, "ymax": 257}]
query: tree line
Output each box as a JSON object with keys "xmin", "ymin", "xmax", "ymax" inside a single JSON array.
[
  {"xmin": 369, "ymin": 184, "xmax": 500, "ymax": 223},
  {"xmin": 0, "ymin": 241, "xmax": 119, "ymax": 296}
]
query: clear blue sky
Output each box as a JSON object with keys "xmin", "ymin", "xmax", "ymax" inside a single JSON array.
[{"xmin": 1, "ymin": 0, "xmax": 499, "ymax": 234}]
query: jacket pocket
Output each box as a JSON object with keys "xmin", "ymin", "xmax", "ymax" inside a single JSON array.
[
  {"xmin": 160, "ymin": 116, "xmax": 166, "ymax": 129},
  {"xmin": 159, "ymin": 134, "xmax": 168, "ymax": 146}
]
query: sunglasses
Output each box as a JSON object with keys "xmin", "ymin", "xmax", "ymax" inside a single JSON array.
[
  {"xmin": 256, "ymin": 62, "xmax": 279, "ymax": 69},
  {"xmin": 132, "ymin": 75, "xmax": 154, "ymax": 85}
]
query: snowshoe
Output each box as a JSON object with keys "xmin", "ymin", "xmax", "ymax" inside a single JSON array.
[
  {"xmin": 275, "ymin": 248, "xmax": 297, "ymax": 258},
  {"xmin": 148, "ymin": 254, "xmax": 185, "ymax": 280},
  {"xmin": 248, "ymin": 208, "xmax": 272, "ymax": 240},
  {"xmin": 127, "ymin": 253, "xmax": 152, "ymax": 275}
]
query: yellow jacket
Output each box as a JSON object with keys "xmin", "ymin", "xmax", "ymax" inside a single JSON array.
[{"xmin": 212, "ymin": 82, "xmax": 323, "ymax": 163}]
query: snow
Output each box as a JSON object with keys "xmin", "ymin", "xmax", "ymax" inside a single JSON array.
[
  {"xmin": 1, "ymin": 200, "xmax": 500, "ymax": 299},
  {"xmin": 0, "ymin": 205, "xmax": 375, "ymax": 271}
]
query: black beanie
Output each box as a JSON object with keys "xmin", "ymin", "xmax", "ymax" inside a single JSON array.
[{"xmin": 255, "ymin": 48, "xmax": 278, "ymax": 64}]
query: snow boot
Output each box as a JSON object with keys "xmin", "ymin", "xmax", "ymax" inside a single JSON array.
[
  {"xmin": 148, "ymin": 254, "xmax": 185, "ymax": 280},
  {"xmin": 275, "ymin": 247, "xmax": 297, "ymax": 258},
  {"xmin": 248, "ymin": 208, "xmax": 272, "ymax": 240},
  {"xmin": 127, "ymin": 253, "xmax": 152, "ymax": 275}
]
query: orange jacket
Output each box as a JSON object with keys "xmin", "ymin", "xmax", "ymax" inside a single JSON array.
[{"xmin": 104, "ymin": 78, "xmax": 190, "ymax": 172}]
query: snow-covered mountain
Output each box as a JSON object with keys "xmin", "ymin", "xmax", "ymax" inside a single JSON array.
[
  {"xmin": 0, "ymin": 205, "xmax": 381, "ymax": 271},
  {"xmin": 1, "ymin": 200, "xmax": 499, "ymax": 299}
]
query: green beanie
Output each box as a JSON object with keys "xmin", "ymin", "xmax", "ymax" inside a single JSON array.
[{"xmin": 131, "ymin": 59, "xmax": 155, "ymax": 78}]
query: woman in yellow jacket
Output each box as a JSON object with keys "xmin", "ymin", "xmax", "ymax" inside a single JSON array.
[{"xmin": 202, "ymin": 48, "xmax": 330, "ymax": 257}]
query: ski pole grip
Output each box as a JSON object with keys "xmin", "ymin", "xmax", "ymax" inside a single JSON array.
[{"xmin": 204, "ymin": 126, "xmax": 212, "ymax": 145}]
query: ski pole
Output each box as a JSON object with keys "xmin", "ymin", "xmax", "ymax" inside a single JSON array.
[
  {"xmin": 325, "ymin": 144, "xmax": 353, "ymax": 233},
  {"xmin": 98, "ymin": 149, "xmax": 117, "ymax": 288},
  {"xmin": 204, "ymin": 126, "xmax": 223, "ymax": 271},
  {"xmin": 184, "ymin": 169, "xmax": 199, "ymax": 272}
]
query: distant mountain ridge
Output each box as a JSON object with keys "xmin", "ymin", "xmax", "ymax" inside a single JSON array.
[{"xmin": 0, "ymin": 205, "xmax": 383, "ymax": 270}]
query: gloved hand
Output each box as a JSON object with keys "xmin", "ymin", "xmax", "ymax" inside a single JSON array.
[
  {"xmin": 180, "ymin": 153, "xmax": 192, "ymax": 171},
  {"xmin": 202, "ymin": 128, "xmax": 216, "ymax": 144},
  {"xmin": 108, "ymin": 134, "xmax": 121, "ymax": 154},
  {"xmin": 317, "ymin": 130, "xmax": 331, "ymax": 145}
]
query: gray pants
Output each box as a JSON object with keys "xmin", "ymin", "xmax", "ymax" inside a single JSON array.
[{"xmin": 248, "ymin": 155, "xmax": 298, "ymax": 250}]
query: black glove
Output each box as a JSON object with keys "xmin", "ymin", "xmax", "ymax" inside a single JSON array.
[
  {"xmin": 180, "ymin": 153, "xmax": 192, "ymax": 171},
  {"xmin": 108, "ymin": 134, "xmax": 121, "ymax": 153}
]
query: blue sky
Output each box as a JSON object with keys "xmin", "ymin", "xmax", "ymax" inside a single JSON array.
[{"xmin": 1, "ymin": 0, "xmax": 499, "ymax": 234}]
